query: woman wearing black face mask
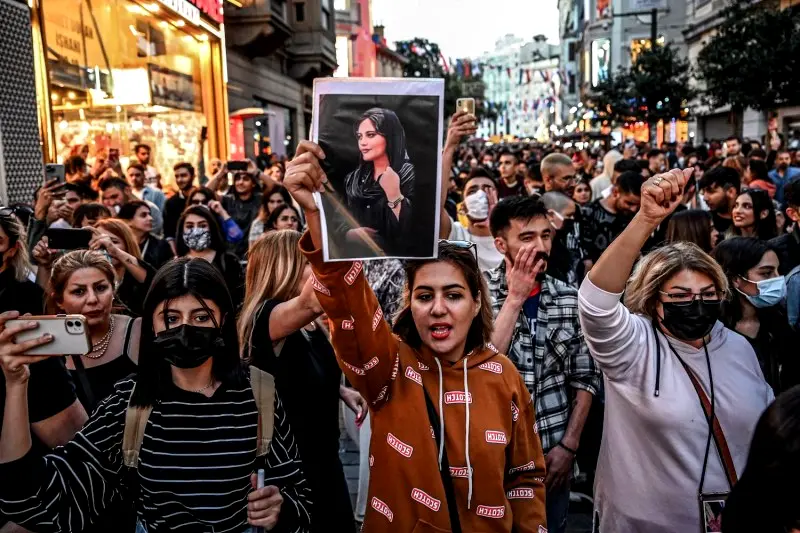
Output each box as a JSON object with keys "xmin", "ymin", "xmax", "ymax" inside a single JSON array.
[
  {"xmin": 577, "ymin": 169, "xmax": 773, "ymax": 533},
  {"xmin": 0, "ymin": 258, "xmax": 311, "ymax": 533}
]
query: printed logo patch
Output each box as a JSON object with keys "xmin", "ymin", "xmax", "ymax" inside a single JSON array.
[
  {"xmin": 444, "ymin": 391, "xmax": 473, "ymax": 404},
  {"xmin": 344, "ymin": 261, "xmax": 363, "ymax": 285},
  {"xmin": 538, "ymin": 527, "xmax": 548, "ymax": 533},
  {"xmin": 430, "ymin": 426, "xmax": 435, "ymax": 439},
  {"xmin": 485, "ymin": 430, "xmax": 507, "ymax": 444},
  {"xmin": 387, "ymin": 433, "xmax": 413, "ymax": 458},
  {"xmin": 373, "ymin": 385, "xmax": 389, "ymax": 404},
  {"xmin": 411, "ymin": 488, "xmax": 441, "ymax": 512},
  {"xmin": 364, "ymin": 357, "xmax": 379, "ymax": 371},
  {"xmin": 390, "ymin": 355, "xmax": 400, "ymax": 381},
  {"xmin": 511, "ymin": 402, "xmax": 520, "ymax": 422},
  {"xmin": 506, "ymin": 488, "xmax": 534, "ymax": 499},
  {"xmin": 508, "ymin": 461, "xmax": 536, "ymax": 475},
  {"xmin": 405, "ymin": 366, "xmax": 422, "ymax": 385},
  {"xmin": 372, "ymin": 307, "xmax": 383, "ymax": 331},
  {"xmin": 533, "ymin": 420, "xmax": 539, "ymax": 435},
  {"xmin": 418, "ymin": 361, "xmax": 430, "ymax": 371},
  {"xmin": 369, "ymin": 455, "xmax": 374, "ymax": 467},
  {"xmin": 487, "ymin": 342, "xmax": 499, "ymax": 353},
  {"xmin": 371, "ymin": 497, "xmax": 393, "ymax": 522},
  {"xmin": 343, "ymin": 360, "xmax": 365, "ymax": 376},
  {"xmin": 310, "ymin": 274, "xmax": 330, "ymax": 296},
  {"xmin": 476, "ymin": 505, "xmax": 505, "ymax": 519},
  {"xmin": 341, "ymin": 318, "xmax": 355, "ymax": 330},
  {"xmin": 478, "ymin": 361, "xmax": 503, "ymax": 374},
  {"xmin": 449, "ymin": 466, "xmax": 472, "ymax": 478}
]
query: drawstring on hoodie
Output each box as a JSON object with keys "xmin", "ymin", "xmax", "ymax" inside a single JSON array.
[
  {"xmin": 432, "ymin": 357, "xmax": 475, "ymax": 510},
  {"xmin": 652, "ymin": 319, "xmax": 662, "ymax": 397},
  {"xmin": 462, "ymin": 358, "xmax": 473, "ymax": 509},
  {"xmin": 433, "ymin": 358, "xmax": 445, "ymax": 469}
]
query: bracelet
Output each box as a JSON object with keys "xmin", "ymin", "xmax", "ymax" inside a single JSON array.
[
  {"xmin": 387, "ymin": 195, "xmax": 404, "ymax": 209},
  {"xmin": 556, "ymin": 441, "xmax": 577, "ymax": 455}
]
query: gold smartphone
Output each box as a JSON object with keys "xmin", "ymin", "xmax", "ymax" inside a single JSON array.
[
  {"xmin": 7, "ymin": 315, "xmax": 91, "ymax": 356},
  {"xmin": 457, "ymin": 98, "xmax": 475, "ymax": 115}
]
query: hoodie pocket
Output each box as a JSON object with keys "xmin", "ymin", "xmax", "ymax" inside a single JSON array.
[{"xmin": 411, "ymin": 519, "xmax": 451, "ymax": 533}]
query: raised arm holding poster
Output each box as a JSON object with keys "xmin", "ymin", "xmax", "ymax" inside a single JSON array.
[{"xmin": 312, "ymin": 78, "xmax": 444, "ymax": 261}]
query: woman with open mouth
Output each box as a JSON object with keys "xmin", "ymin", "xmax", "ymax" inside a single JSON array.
[{"xmin": 283, "ymin": 140, "xmax": 547, "ymax": 533}]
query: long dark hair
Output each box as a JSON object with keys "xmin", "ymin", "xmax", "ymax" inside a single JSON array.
[
  {"xmin": 353, "ymin": 108, "xmax": 409, "ymax": 170},
  {"xmin": 260, "ymin": 185, "xmax": 292, "ymax": 221},
  {"xmin": 185, "ymin": 186, "xmax": 217, "ymax": 208},
  {"xmin": 732, "ymin": 188, "xmax": 777, "ymax": 240},
  {"xmin": 712, "ymin": 237, "xmax": 774, "ymax": 325},
  {"xmin": 175, "ymin": 205, "xmax": 226, "ymax": 256},
  {"xmin": 130, "ymin": 258, "xmax": 247, "ymax": 407},
  {"xmin": 721, "ymin": 386, "xmax": 800, "ymax": 533},
  {"xmin": 266, "ymin": 203, "xmax": 302, "ymax": 230},
  {"xmin": 393, "ymin": 242, "xmax": 493, "ymax": 355},
  {"xmin": 666, "ymin": 209, "xmax": 714, "ymax": 253}
]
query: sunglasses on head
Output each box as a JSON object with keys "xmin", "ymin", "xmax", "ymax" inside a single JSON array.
[{"xmin": 439, "ymin": 239, "xmax": 479, "ymax": 262}]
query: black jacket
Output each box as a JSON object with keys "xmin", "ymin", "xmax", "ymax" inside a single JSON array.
[{"xmin": 768, "ymin": 227, "xmax": 800, "ymax": 275}]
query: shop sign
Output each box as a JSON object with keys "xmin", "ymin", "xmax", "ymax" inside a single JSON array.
[
  {"xmin": 157, "ymin": 0, "xmax": 201, "ymax": 26},
  {"xmin": 189, "ymin": 0, "xmax": 223, "ymax": 25}
]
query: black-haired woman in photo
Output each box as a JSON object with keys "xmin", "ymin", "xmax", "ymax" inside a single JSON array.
[
  {"xmin": 176, "ymin": 205, "xmax": 244, "ymax": 307},
  {"xmin": 722, "ymin": 385, "xmax": 800, "ymax": 533},
  {"xmin": 0, "ymin": 258, "xmax": 311, "ymax": 533},
  {"xmin": 340, "ymin": 107, "xmax": 415, "ymax": 255},
  {"xmin": 713, "ymin": 237, "xmax": 800, "ymax": 393}
]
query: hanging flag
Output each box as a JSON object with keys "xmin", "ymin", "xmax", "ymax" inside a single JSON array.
[
  {"xmin": 506, "ymin": 67, "xmax": 512, "ymax": 78},
  {"xmin": 518, "ymin": 68, "xmax": 523, "ymax": 85},
  {"xmin": 464, "ymin": 60, "xmax": 471, "ymax": 78},
  {"xmin": 440, "ymin": 53, "xmax": 450, "ymax": 73},
  {"xmin": 456, "ymin": 59, "xmax": 464, "ymax": 77},
  {"xmin": 473, "ymin": 62, "xmax": 481, "ymax": 76},
  {"xmin": 526, "ymin": 69, "xmax": 532, "ymax": 84}
]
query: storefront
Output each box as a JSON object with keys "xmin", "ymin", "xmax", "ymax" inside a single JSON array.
[{"xmin": 30, "ymin": 0, "xmax": 229, "ymax": 189}]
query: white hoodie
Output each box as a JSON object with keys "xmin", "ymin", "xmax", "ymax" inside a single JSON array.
[{"xmin": 577, "ymin": 277, "xmax": 773, "ymax": 533}]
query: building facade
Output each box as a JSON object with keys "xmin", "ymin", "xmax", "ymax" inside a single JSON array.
[
  {"xmin": 478, "ymin": 34, "xmax": 561, "ymax": 141},
  {"xmin": 31, "ymin": 0, "xmax": 230, "ymax": 191},
  {"xmin": 226, "ymin": 0, "xmax": 336, "ymax": 161}
]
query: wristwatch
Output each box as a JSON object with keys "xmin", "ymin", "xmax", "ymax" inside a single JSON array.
[{"xmin": 387, "ymin": 195, "xmax": 405, "ymax": 209}]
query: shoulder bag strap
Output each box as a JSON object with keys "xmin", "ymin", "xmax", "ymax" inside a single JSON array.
[
  {"xmin": 422, "ymin": 387, "xmax": 462, "ymax": 533},
  {"xmin": 70, "ymin": 354, "xmax": 96, "ymax": 412},
  {"xmin": 121, "ymin": 383, "xmax": 153, "ymax": 468},
  {"xmin": 250, "ymin": 366, "xmax": 276, "ymax": 457},
  {"xmin": 677, "ymin": 359, "xmax": 739, "ymax": 488}
]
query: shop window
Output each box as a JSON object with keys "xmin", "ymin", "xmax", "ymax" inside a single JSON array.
[
  {"xmin": 42, "ymin": 0, "xmax": 211, "ymax": 191},
  {"xmin": 295, "ymin": 1, "xmax": 305, "ymax": 22}
]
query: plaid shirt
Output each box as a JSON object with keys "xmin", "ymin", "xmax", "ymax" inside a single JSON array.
[{"xmin": 486, "ymin": 262, "xmax": 601, "ymax": 453}]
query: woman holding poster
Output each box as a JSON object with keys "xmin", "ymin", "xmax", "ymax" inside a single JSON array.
[{"xmin": 343, "ymin": 108, "xmax": 415, "ymax": 254}]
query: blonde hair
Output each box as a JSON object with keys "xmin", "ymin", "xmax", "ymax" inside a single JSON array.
[
  {"xmin": 47, "ymin": 249, "xmax": 116, "ymax": 313},
  {"xmin": 625, "ymin": 241, "xmax": 729, "ymax": 319},
  {"xmin": 238, "ymin": 230, "xmax": 305, "ymax": 352},
  {"xmin": 1, "ymin": 215, "xmax": 33, "ymax": 282},
  {"xmin": 95, "ymin": 218, "xmax": 142, "ymax": 260}
]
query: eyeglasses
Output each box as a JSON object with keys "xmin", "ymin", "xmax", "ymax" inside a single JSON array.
[
  {"xmin": 659, "ymin": 290, "xmax": 724, "ymax": 306},
  {"xmin": 439, "ymin": 239, "xmax": 479, "ymax": 262},
  {"xmin": 0, "ymin": 207, "xmax": 14, "ymax": 219}
]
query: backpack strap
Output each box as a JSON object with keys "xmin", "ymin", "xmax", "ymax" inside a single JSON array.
[
  {"xmin": 250, "ymin": 366, "xmax": 276, "ymax": 457},
  {"xmin": 122, "ymin": 383, "xmax": 153, "ymax": 468}
]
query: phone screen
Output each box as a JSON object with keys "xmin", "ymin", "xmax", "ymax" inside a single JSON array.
[
  {"xmin": 227, "ymin": 160, "xmax": 249, "ymax": 172},
  {"xmin": 45, "ymin": 164, "xmax": 66, "ymax": 184},
  {"xmin": 45, "ymin": 228, "xmax": 93, "ymax": 250}
]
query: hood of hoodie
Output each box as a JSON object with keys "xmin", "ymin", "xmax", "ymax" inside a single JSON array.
[{"xmin": 415, "ymin": 342, "xmax": 503, "ymax": 372}]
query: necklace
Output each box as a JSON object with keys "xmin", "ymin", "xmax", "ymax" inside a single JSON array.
[
  {"xmin": 83, "ymin": 316, "xmax": 115, "ymax": 359},
  {"xmin": 191, "ymin": 380, "xmax": 216, "ymax": 394}
]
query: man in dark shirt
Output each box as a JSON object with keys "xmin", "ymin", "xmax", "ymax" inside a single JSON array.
[
  {"xmin": 496, "ymin": 149, "xmax": 525, "ymax": 198},
  {"xmin": 700, "ymin": 166, "xmax": 740, "ymax": 235},
  {"xmin": 770, "ymin": 179, "xmax": 800, "ymax": 274},
  {"xmin": 222, "ymin": 171, "xmax": 262, "ymax": 258},
  {"xmin": 542, "ymin": 191, "xmax": 586, "ymax": 286},
  {"xmin": 583, "ymin": 171, "xmax": 643, "ymax": 262},
  {"xmin": 163, "ymin": 162, "xmax": 197, "ymax": 242}
]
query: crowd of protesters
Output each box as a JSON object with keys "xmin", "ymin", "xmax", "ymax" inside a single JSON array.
[{"xmin": 0, "ymin": 115, "xmax": 798, "ymax": 533}]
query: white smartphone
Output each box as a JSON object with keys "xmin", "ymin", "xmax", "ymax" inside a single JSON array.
[{"xmin": 7, "ymin": 315, "xmax": 91, "ymax": 356}]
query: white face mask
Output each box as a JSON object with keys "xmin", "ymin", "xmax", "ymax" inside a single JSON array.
[
  {"xmin": 113, "ymin": 204, "xmax": 121, "ymax": 215},
  {"xmin": 464, "ymin": 190, "xmax": 489, "ymax": 221}
]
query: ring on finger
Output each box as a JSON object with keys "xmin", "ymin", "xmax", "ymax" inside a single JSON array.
[{"xmin": 652, "ymin": 176, "xmax": 664, "ymax": 186}]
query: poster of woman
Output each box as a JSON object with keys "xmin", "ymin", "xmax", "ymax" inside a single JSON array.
[{"xmin": 312, "ymin": 78, "xmax": 444, "ymax": 261}]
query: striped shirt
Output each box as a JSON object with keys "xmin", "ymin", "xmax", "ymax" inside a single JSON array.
[{"xmin": 0, "ymin": 377, "xmax": 311, "ymax": 533}]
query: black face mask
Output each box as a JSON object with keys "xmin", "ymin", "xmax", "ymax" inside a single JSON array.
[
  {"xmin": 660, "ymin": 300, "xmax": 721, "ymax": 342},
  {"xmin": 152, "ymin": 324, "xmax": 225, "ymax": 369}
]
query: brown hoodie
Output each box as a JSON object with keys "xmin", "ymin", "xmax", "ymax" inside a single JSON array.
[{"xmin": 300, "ymin": 233, "xmax": 547, "ymax": 533}]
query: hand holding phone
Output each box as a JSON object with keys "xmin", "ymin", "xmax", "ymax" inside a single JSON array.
[
  {"xmin": 457, "ymin": 98, "xmax": 476, "ymax": 116},
  {"xmin": 45, "ymin": 164, "xmax": 66, "ymax": 184},
  {"xmin": 45, "ymin": 228, "xmax": 93, "ymax": 251},
  {"xmin": 5, "ymin": 315, "xmax": 90, "ymax": 356},
  {"xmin": 0, "ymin": 311, "xmax": 59, "ymax": 384},
  {"xmin": 227, "ymin": 160, "xmax": 249, "ymax": 172}
]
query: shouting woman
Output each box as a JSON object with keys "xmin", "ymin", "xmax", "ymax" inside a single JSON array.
[{"xmin": 283, "ymin": 141, "xmax": 546, "ymax": 532}]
